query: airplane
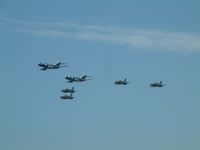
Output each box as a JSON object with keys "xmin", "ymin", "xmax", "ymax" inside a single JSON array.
[
  {"xmin": 38, "ymin": 61, "xmax": 67, "ymax": 70},
  {"xmin": 61, "ymin": 87, "xmax": 75, "ymax": 93},
  {"xmin": 150, "ymin": 81, "xmax": 166, "ymax": 87},
  {"xmin": 114, "ymin": 78, "xmax": 130, "ymax": 85},
  {"xmin": 60, "ymin": 93, "xmax": 74, "ymax": 100},
  {"xmin": 65, "ymin": 75, "xmax": 92, "ymax": 83}
]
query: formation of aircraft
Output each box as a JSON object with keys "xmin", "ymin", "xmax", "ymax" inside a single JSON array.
[
  {"xmin": 60, "ymin": 93, "xmax": 74, "ymax": 100},
  {"xmin": 38, "ymin": 61, "xmax": 67, "ymax": 70},
  {"xmin": 61, "ymin": 87, "xmax": 75, "ymax": 93},
  {"xmin": 65, "ymin": 75, "xmax": 92, "ymax": 83},
  {"xmin": 38, "ymin": 61, "xmax": 167, "ymax": 101},
  {"xmin": 150, "ymin": 81, "xmax": 166, "ymax": 88},
  {"xmin": 114, "ymin": 78, "xmax": 130, "ymax": 85}
]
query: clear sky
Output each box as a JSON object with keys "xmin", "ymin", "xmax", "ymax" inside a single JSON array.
[{"xmin": 0, "ymin": 0, "xmax": 200, "ymax": 150}]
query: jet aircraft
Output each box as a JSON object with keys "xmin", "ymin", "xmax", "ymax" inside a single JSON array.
[
  {"xmin": 61, "ymin": 87, "xmax": 75, "ymax": 93},
  {"xmin": 150, "ymin": 81, "xmax": 166, "ymax": 87},
  {"xmin": 60, "ymin": 93, "xmax": 74, "ymax": 100},
  {"xmin": 38, "ymin": 61, "xmax": 67, "ymax": 70},
  {"xmin": 65, "ymin": 75, "xmax": 92, "ymax": 83},
  {"xmin": 114, "ymin": 78, "xmax": 130, "ymax": 85}
]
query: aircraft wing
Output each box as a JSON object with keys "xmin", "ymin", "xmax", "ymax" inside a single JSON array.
[
  {"xmin": 40, "ymin": 67, "xmax": 47, "ymax": 70},
  {"xmin": 85, "ymin": 78, "xmax": 93, "ymax": 81},
  {"xmin": 59, "ymin": 65, "xmax": 68, "ymax": 67}
]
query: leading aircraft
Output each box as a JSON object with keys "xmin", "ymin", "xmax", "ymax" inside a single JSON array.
[
  {"xmin": 65, "ymin": 75, "xmax": 92, "ymax": 83},
  {"xmin": 61, "ymin": 87, "xmax": 75, "ymax": 93},
  {"xmin": 150, "ymin": 81, "xmax": 166, "ymax": 87},
  {"xmin": 114, "ymin": 78, "xmax": 130, "ymax": 85},
  {"xmin": 60, "ymin": 93, "xmax": 74, "ymax": 100},
  {"xmin": 38, "ymin": 61, "xmax": 67, "ymax": 70}
]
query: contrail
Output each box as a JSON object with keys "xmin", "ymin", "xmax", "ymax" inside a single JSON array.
[{"xmin": 1, "ymin": 18, "xmax": 200, "ymax": 53}]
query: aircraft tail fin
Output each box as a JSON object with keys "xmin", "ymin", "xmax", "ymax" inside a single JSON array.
[
  {"xmin": 81, "ymin": 75, "xmax": 87, "ymax": 79},
  {"xmin": 124, "ymin": 78, "xmax": 127, "ymax": 82},
  {"xmin": 55, "ymin": 61, "xmax": 62, "ymax": 66},
  {"xmin": 72, "ymin": 87, "xmax": 74, "ymax": 90}
]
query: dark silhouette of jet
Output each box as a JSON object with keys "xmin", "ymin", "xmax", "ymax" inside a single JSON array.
[
  {"xmin": 38, "ymin": 61, "xmax": 67, "ymax": 70},
  {"xmin": 60, "ymin": 93, "xmax": 74, "ymax": 100},
  {"xmin": 114, "ymin": 78, "xmax": 130, "ymax": 85},
  {"xmin": 150, "ymin": 81, "xmax": 166, "ymax": 87},
  {"xmin": 61, "ymin": 87, "xmax": 75, "ymax": 93},
  {"xmin": 65, "ymin": 75, "xmax": 92, "ymax": 83}
]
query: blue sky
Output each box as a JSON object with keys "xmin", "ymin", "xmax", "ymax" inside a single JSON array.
[{"xmin": 0, "ymin": 0, "xmax": 200, "ymax": 150}]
